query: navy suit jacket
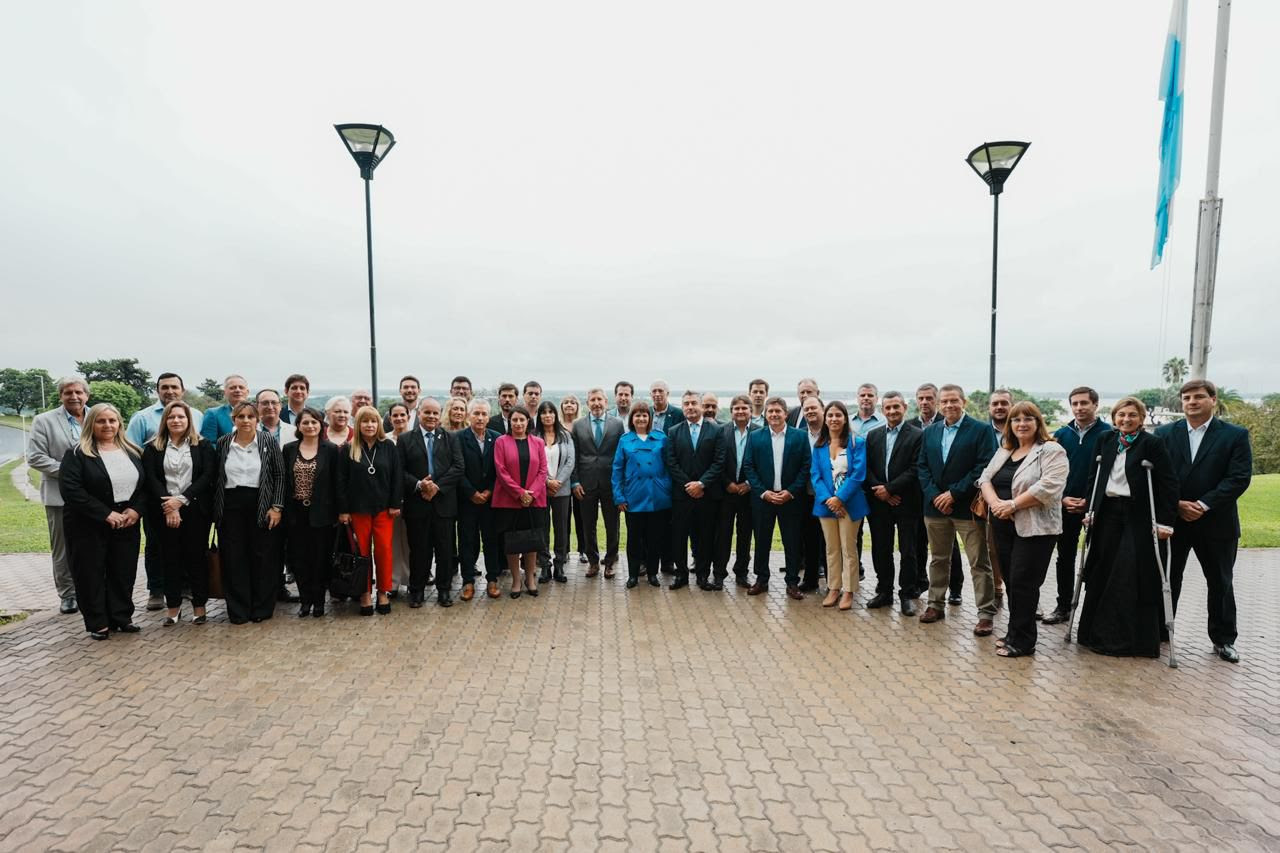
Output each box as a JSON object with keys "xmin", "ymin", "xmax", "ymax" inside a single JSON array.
[
  {"xmin": 721, "ymin": 422, "xmax": 761, "ymax": 489},
  {"xmin": 663, "ymin": 418, "xmax": 727, "ymax": 502},
  {"xmin": 653, "ymin": 407, "xmax": 685, "ymax": 434},
  {"xmin": 742, "ymin": 427, "xmax": 810, "ymax": 503},
  {"xmin": 456, "ymin": 428, "xmax": 499, "ymax": 501},
  {"xmin": 916, "ymin": 415, "xmax": 998, "ymax": 519},
  {"xmin": 1155, "ymin": 418, "xmax": 1252, "ymax": 539},
  {"xmin": 397, "ymin": 427, "xmax": 464, "ymax": 518}
]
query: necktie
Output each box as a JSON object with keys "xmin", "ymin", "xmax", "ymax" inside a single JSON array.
[
  {"xmin": 593, "ymin": 417, "xmax": 603, "ymax": 444},
  {"xmin": 426, "ymin": 433, "xmax": 435, "ymax": 477},
  {"xmin": 690, "ymin": 422, "xmax": 699, "ymax": 449}
]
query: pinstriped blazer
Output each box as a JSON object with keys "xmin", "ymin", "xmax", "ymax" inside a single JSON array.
[{"xmin": 212, "ymin": 432, "xmax": 285, "ymax": 526}]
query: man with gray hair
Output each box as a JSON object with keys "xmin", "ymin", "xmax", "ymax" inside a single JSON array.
[
  {"xmin": 200, "ymin": 374, "xmax": 250, "ymax": 443},
  {"xmin": 26, "ymin": 376, "xmax": 91, "ymax": 614}
]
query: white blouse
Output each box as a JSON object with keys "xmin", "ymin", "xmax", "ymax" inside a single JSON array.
[
  {"xmin": 164, "ymin": 441, "xmax": 193, "ymax": 499},
  {"xmin": 99, "ymin": 447, "xmax": 139, "ymax": 503},
  {"xmin": 546, "ymin": 442, "xmax": 562, "ymax": 479},
  {"xmin": 1104, "ymin": 451, "xmax": 1130, "ymax": 498},
  {"xmin": 225, "ymin": 438, "xmax": 262, "ymax": 489}
]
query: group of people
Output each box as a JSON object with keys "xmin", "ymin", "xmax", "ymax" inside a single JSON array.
[{"xmin": 26, "ymin": 371, "xmax": 1252, "ymax": 664}]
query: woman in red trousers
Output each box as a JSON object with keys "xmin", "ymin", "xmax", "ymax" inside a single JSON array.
[{"xmin": 337, "ymin": 406, "xmax": 403, "ymax": 615}]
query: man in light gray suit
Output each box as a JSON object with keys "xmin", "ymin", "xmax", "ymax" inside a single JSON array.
[
  {"xmin": 26, "ymin": 376, "xmax": 91, "ymax": 614},
  {"xmin": 571, "ymin": 387, "xmax": 624, "ymax": 578}
]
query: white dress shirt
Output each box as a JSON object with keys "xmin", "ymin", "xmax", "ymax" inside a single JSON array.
[
  {"xmin": 163, "ymin": 441, "xmax": 194, "ymax": 501},
  {"xmin": 1104, "ymin": 450, "xmax": 1130, "ymax": 498},
  {"xmin": 770, "ymin": 428, "xmax": 787, "ymax": 491},
  {"xmin": 225, "ymin": 438, "xmax": 262, "ymax": 488},
  {"xmin": 1187, "ymin": 417, "xmax": 1212, "ymax": 462}
]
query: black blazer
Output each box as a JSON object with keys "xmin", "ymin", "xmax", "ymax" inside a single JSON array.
[
  {"xmin": 282, "ymin": 440, "xmax": 341, "ymax": 527},
  {"xmin": 487, "ymin": 413, "xmax": 510, "ymax": 436},
  {"xmin": 1088, "ymin": 430, "xmax": 1178, "ymax": 528},
  {"xmin": 141, "ymin": 440, "xmax": 216, "ymax": 518},
  {"xmin": 721, "ymin": 422, "xmax": 761, "ymax": 489},
  {"xmin": 653, "ymin": 407, "xmax": 685, "ymax": 434},
  {"xmin": 213, "ymin": 432, "xmax": 286, "ymax": 526},
  {"xmin": 1155, "ymin": 418, "xmax": 1253, "ymax": 538},
  {"xmin": 916, "ymin": 415, "xmax": 998, "ymax": 519},
  {"xmin": 864, "ymin": 423, "xmax": 923, "ymax": 511},
  {"xmin": 398, "ymin": 427, "xmax": 464, "ymax": 518},
  {"xmin": 60, "ymin": 446, "xmax": 146, "ymax": 522},
  {"xmin": 786, "ymin": 406, "xmax": 807, "ymax": 430},
  {"xmin": 336, "ymin": 438, "xmax": 403, "ymax": 515},
  {"xmin": 457, "ymin": 428, "xmax": 499, "ymax": 500},
  {"xmin": 663, "ymin": 418, "xmax": 727, "ymax": 502}
]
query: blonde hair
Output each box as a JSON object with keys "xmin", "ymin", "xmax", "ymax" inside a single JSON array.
[
  {"xmin": 348, "ymin": 405, "xmax": 386, "ymax": 459},
  {"xmin": 79, "ymin": 403, "xmax": 141, "ymax": 459},
  {"xmin": 559, "ymin": 394, "xmax": 580, "ymax": 423},
  {"xmin": 151, "ymin": 400, "xmax": 202, "ymax": 451},
  {"xmin": 1111, "ymin": 395, "xmax": 1148, "ymax": 424},
  {"xmin": 446, "ymin": 397, "xmax": 468, "ymax": 429},
  {"xmin": 1000, "ymin": 401, "xmax": 1053, "ymax": 450}
]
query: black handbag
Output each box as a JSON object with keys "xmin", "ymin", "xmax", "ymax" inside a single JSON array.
[
  {"xmin": 330, "ymin": 523, "xmax": 372, "ymax": 598},
  {"xmin": 504, "ymin": 509, "xmax": 547, "ymax": 555}
]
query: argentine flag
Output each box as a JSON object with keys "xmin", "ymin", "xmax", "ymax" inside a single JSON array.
[{"xmin": 1152, "ymin": 0, "xmax": 1187, "ymax": 269}]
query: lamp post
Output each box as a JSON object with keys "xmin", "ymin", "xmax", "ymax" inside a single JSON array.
[
  {"xmin": 334, "ymin": 123, "xmax": 397, "ymax": 409},
  {"xmin": 966, "ymin": 140, "xmax": 1030, "ymax": 396}
]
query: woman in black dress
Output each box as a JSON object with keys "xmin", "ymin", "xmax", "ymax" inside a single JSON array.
[
  {"xmin": 282, "ymin": 407, "xmax": 340, "ymax": 617},
  {"xmin": 1076, "ymin": 396, "xmax": 1178, "ymax": 657}
]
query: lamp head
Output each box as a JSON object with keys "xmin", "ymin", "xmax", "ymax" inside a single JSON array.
[
  {"xmin": 966, "ymin": 141, "xmax": 1030, "ymax": 195},
  {"xmin": 335, "ymin": 124, "xmax": 396, "ymax": 180}
]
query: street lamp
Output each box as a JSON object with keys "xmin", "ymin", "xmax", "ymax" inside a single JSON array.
[
  {"xmin": 966, "ymin": 140, "xmax": 1029, "ymax": 396},
  {"xmin": 334, "ymin": 123, "xmax": 397, "ymax": 409}
]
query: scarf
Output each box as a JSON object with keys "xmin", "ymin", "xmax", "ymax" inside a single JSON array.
[{"xmin": 1117, "ymin": 431, "xmax": 1139, "ymax": 454}]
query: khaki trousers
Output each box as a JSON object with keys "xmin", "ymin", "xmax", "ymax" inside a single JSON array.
[
  {"xmin": 924, "ymin": 516, "xmax": 995, "ymax": 616},
  {"xmin": 45, "ymin": 507, "xmax": 75, "ymax": 599},
  {"xmin": 819, "ymin": 516, "xmax": 862, "ymax": 592}
]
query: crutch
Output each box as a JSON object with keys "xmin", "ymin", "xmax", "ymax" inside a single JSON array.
[
  {"xmin": 1064, "ymin": 454, "xmax": 1104, "ymax": 644},
  {"xmin": 1142, "ymin": 459, "xmax": 1178, "ymax": 668}
]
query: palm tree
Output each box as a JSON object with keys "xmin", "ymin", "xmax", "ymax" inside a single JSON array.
[
  {"xmin": 1216, "ymin": 386, "xmax": 1246, "ymax": 417},
  {"xmin": 1162, "ymin": 356, "xmax": 1188, "ymax": 387}
]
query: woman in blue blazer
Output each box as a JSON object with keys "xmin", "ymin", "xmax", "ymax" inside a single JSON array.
[
  {"xmin": 611, "ymin": 402, "xmax": 672, "ymax": 589},
  {"xmin": 811, "ymin": 401, "xmax": 869, "ymax": 610}
]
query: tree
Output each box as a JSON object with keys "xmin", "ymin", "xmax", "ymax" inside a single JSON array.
[
  {"xmin": 1132, "ymin": 388, "xmax": 1169, "ymax": 422},
  {"xmin": 0, "ymin": 367, "xmax": 55, "ymax": 414},
  {"xmin": 1215, "ymin": 386, "xmax": 1246, "ymax": 417},
  {"xmin": 1223, "ymin": 399, "xmax": 1280, "ymax": 474},
  {"xmin": 88, "ymin": 380, "xmax": 143, "ymax": 421},
  {"xmin": 966, "ymin": 387, "xmax": 1065, "ymax": 422},
  {"xmin": 76, "ymin": 358, "xmax": 152, "ymax": 399},
  {"xmin": 1161, "ymin": 356, "xmax": 1188, "ymax": 388},
  {"xmin": 197, "ymin": 378, "xmax": 224, "ymax": 402}
]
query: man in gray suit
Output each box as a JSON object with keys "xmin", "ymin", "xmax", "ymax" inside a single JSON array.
[
  {"xmin": 571, "ymin": 387, "xmax": 623, "ymax": 578},
  {"xmin": 26, "ymin": 376, "xmax": 91, "ymax": 614}
]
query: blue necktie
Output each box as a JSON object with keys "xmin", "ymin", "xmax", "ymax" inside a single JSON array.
[
  {"xmin": 690, "ymin": 422, "xmax": 700, "ymax": 449},
  {"xmin": 426, "ymin": 432, "xmax": 435, "ymax": 477},
  {"xmin": 593, "ymin": 417, "xmax": 603, "ymax": 444}
]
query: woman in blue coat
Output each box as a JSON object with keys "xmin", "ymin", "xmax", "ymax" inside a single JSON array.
[
  {"xmin": 811, "ymin": 401, "xmax": 869, "ymax": 610},
  {"xmin": 612, "ymin": 402, "xmax": 672, "ymax": 589}
]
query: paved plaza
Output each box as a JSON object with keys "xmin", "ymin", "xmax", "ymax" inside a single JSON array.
[{"xmin": 0, "ymin": 548, "xmax": 1277, "ymax": 852}]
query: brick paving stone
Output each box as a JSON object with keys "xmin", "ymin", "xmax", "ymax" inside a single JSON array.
[{"xmin": 1, "ymin": 549, "xmax": 1279, "ymax": 851}]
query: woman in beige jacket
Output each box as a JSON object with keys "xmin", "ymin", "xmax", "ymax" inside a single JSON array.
[{"xmin": 977, "ymin": 401, "xmax": 1068, "ymax": 658}]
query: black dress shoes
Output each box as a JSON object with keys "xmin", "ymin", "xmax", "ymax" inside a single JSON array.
[
  {"xmin": 113, "ymin": 623, "xmax": 141, "ymax": 633},
  {"xmin": 553, "ymin": 567, "xmax": 568, "ymax": 583},
  {"xmin": 59, "ymin": 596, "xmax": 78, "ymax": 614},
  {"xmin": 797, "ymin": 581, "xmax": 820, "ymax": 593},
  {"xmin": 734, "ymin": 575, "xmax": 750, "ymax": 588},
  {"xmin": 409, "ymin": 589, "xmax": 425, "ymax": 609},
  {"xmin": 647, "ymin": 576, "xmax": 661, "ymax": 587},
  {"xmin": 626, "ymin": 578, "xmax": 638, "ymax": 589},
  {"xmin": 312, "ymin": 604, "xmax": 324, "ymax": 618},
  {"xmin": 297, "ymin": 604, "xmax": 311, "ymax": 617},
  {"xmin": 89, "ymin": 628, "xmax": 109, "ymax": 641},
  {"xmin": 948, "ymin": 593, "xmax": 963, "ymax": 606},
  {"xmin": 865, "ymin": 592, "xmax": 894, "ymax": 609},
  {"xmin": 709, "ymin": 581, "xmax": 724, "ymax": 591},
  {"xmin": 670, "ymin": 578, "xmax": 689, "ymax": 590},
  {"xmin": 538, "ymin": 566, "xmax": 552, "ymax": 584},
  {"xmin": 900, "ymin": 598, "xmax": 918, "ymax": 616},
  {"xmin": 1040, "ymin": 608, "xmax": 1070, "ymax": 625},
  {"xmin": 1215, "ymin": 643, "xmax": 1240, "ymax": 663},
  {"xmin": 437, "ymin": 591, "xmax": 453, "ymax": 608}
]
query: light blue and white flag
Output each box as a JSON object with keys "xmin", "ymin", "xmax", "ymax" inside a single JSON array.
[{"xmin": 1152, "ymin": 0, "xmax": 1187, "ymax": 269}]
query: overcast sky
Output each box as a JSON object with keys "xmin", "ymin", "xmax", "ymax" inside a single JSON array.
[{"xmin": 3, "ymin": 1, "xmax": 1277, "ymax": 398}]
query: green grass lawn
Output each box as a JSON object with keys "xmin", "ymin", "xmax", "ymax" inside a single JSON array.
[
  {"xmin": 0, "ymin": 459, "xmax": 49, "ymax": 553},
  {"xmin": 0, "ymin": 415, "xmax": 29, "ymax": 430},
  {"xmin": 0, "ymin": 463, "xmax": 1275, "ymax": 555},
  {"xmin": 1240, "ymin": 473, "xmax": 1280, "ymax": 548}
]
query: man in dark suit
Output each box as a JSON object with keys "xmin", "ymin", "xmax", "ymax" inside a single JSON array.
[
  {"xmin": 908, "ymin": 382, "xmax": 962, "ymax": 603},
  {"xmin": 487, "ymin": 382, "xmax": 518, "ymax": 435},
  {"xmin": 457, "ymin": 399, "xmax": 502, "ymax": 600},
  {"xmin": 398, "ymin": 399, "xmax": 465, "ymax": 608},
  {"xmin": 742, "ymin": 396, "xmax": 812, "ymax": 600},
  {"xmin": 1156, "ymin": 379, "xmax": 1253, "ymax": 663},
  {"xmin": 796, "ymin": 395, "xmax": 827, "ymax": 590},
  {"xmin": 663, "ymin": 391, "xmax": 727, "ymax": 590},
  {"xmin": 785, "ymin": 377, "xmax": 820, "ymax": 429},
  {"xmin": 916, "ymin": 384, "xmax": 999, "ymax": 635},
  {"xmin": 863, "ymin": 392, "xmax": 923, "ymax": 615},
  {"xmin": 717, "ymin": 395, "xmax": 758, "ymax": 586},
  {"xmin": 571, "ymin": 387, "xmax": 624, "ymax": 577}
]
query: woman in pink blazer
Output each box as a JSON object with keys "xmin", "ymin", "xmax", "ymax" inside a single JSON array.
[{"xmin": 493, "ymin": 407, "xmax": 549, "ymax": 597}]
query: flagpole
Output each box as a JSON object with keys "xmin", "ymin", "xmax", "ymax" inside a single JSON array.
[{"xmin": 1188, "ymin": 0, "xmax": 1232, "ymax": 381}]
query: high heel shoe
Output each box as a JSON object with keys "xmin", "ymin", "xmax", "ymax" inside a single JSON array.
[
  {"xmin": 375, "ymin": 600, "xmax": 391, "ymax": 615},
  {"xmin": 359, "ymin": 605, "xmax": 374, "ymax": 616},
  {"xmin": 526, "ymin": 568, "xmax": 539, "ymax": 597},
  {"xmin": 192, "ymin": 611, "xmax": 207, "ymax": 625}
]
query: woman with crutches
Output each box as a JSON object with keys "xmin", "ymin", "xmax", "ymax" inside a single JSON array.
[{"xmin": 1075, "ymin": 397, "xmax": 1178, "ymax": 658}]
